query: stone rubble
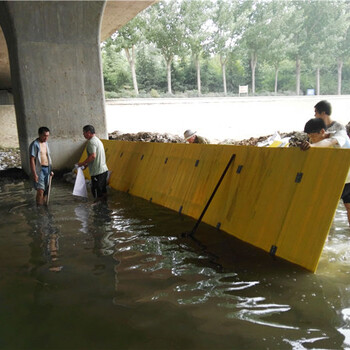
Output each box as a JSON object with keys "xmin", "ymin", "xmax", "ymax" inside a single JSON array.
[
  {"xmin": 108, "ymin": 131, "xmax": 183, "ymax": 143},
  {"xmin": 109, "ymin": 130, "xmax": 308, "ymax": 147},
  {"xmin": 0, "ymin": 147, "xmax": 21, "ymax": 170},
  {"xmin": 1, "ymin": 124, "xmax": 349, "ymax": 173}
]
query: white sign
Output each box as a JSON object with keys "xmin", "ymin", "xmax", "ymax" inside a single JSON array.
[{"xmin": 239, "ymin": 85, "xmax": 248, "ymax": 96}]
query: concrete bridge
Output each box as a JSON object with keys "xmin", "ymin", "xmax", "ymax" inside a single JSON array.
[{"xmin": 0, "ymin": 0, "xmax": 156, "ymax": 172}]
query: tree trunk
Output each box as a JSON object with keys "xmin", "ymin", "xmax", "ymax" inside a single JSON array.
[
  {"xmin": 250, "ymin": 52, "xmax": 257, "ymax": 94},
  {"xmin": 338, "ymin": 59, "xmax": 343, "ymax": 95},
  {"xmin": 166, "ymin": 58, "xmax": 172, "ymax": 94},
  {"xmin": 274, "ymin": 66, "xmax": 279, "ymax": 95},
  {"xmin": 124, "ymin": 46, "xmax": 139, "ymax": 95},
  {"xmin": 195, "ymin": 56, "xmax": 201, "ymax": 96},
  {"xmin": 296, "ymin": 58, "xmax": 301, "ymax": 96},
  {"xmin": 220, "ymin": 56, "xmax": 227, "ymax": 95},
  {"xmin": 316, "ymin": 67, "xmax": 320, "ymax": 95}
]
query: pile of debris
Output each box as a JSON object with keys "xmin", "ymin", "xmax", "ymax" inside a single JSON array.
[
  {"xmin": 109, "ymin": 131, "xmax": 183, "ymax": 143},
  {"xmin": 0, "ymin": 147, "xmax": 21, "ymax": 170},
  {"xmin": 0, "ymin": 148, "xmax": 27, "ymax": 180},
  {"xmin": 108, "ymin": 130, "xmax": 308, "ymax": 147},
  {"xmin": 0, "ymin": 126, "xmax": 341, "ymax": 174}
]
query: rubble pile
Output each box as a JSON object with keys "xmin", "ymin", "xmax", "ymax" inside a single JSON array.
[
  {"xmin": 0, "ymin": 148, "xmax": 21, "ymax": 170},
  {"xmin": 109, "ymin": 131, "xmax": 183, "ymax": 143},
  {"xmin": 0, "ymin": 126, "xmax": 345, "ymax": 175},
  {"xmin": 109, "ymin": 130, "xmax": 308, "ymax": 147}
]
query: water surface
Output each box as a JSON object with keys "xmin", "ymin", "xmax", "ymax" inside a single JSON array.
[{"xmin": 1, "ymin": 180, "xmax": 350, "ymax": 349}]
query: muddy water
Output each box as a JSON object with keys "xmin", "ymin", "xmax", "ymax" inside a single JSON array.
[{"xmin": 1, "ymin": 180, "xmax": 350, "ymax": 349}]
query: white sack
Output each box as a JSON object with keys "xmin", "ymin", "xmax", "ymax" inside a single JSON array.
[{"xmin": 73, "ymin": 167, "xmax": 88, "ymax": 198}]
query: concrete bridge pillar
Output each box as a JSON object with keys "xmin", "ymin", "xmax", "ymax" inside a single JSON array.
[{"xmin": 0, "ymin": 1, "xmax": 107, "ymax": 172}]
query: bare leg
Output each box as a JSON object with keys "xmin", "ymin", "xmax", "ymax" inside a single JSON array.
[{"xmin": 36, "ymin": 189, "xmax": 45, "ymax": 205}]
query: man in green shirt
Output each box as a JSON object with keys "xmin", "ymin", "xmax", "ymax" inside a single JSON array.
[{"xmin": 78, "ymin": 125, "xmax": 108, "ymax": 202}]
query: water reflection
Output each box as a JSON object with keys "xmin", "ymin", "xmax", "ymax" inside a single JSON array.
[
  {"xmin": 74, "ymin": 204, "xmax": 89, "ymax": 234},
  {"xmin": 24, "ymin": 205, "xmax": 62, "ymax": 273},
  {"xmin": 0, "ymin": 180, "xmax": 350, "ymax": 349}
]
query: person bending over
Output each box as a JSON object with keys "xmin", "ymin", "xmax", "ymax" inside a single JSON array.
[
  {"xmin": 301, "ymin": 118, "xmax": 350, "ymax": 225},
  {"xmin": 78, "ymin": 125, "xmax": 108, "ymax": 202}
]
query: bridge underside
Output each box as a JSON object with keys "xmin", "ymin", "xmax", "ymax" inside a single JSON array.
[{"xmin": 0, "ymin": 0, "xmax": 156, "ymax": 172}]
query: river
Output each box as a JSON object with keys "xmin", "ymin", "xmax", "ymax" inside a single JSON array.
[
  {"xmin": 1, "ymin": 179, "xmax": 350, "ymax": 349},
  {"xmin": 1, "ymin": 96, "xmax": 350, "ymax": 349}
]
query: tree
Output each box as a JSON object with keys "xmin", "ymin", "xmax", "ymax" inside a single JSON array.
[
  {"xmin": 209, "ymin": 0, "xmax": 249, "ymax": 95},
  {"xmin": 263, "ymin": 1, "xmax": 294, "ymax": 94},
  {"xmin": 101, "ymin": 39, "xmax": 132, "ymax": 92},
  {"xmin": 181, "ymin": 0, "xmax": 211, "ymax": 95},
  {"xmin": 145, "ymin": 0, "xmax": 186, "ymax": 94},
  {"xmin": 302, "ymin": 1, "xmax": 349, "ymax": 95},
  {"xmin": 110, "ymin": 16, "xmax": 146, "ymax": 95},
  {"xmin": 337, "ymin": 25, "xmax": 350, "ymax": 95},
  {"xmin": 285, "ymin": 2, "xmax": 307, "ymax": 95},
  {"xmin": 101, "ymin": 0, "xmax": 350, "ymax": 97},
  {"xmin": 242, "ymin": 1, "xmax": 271, "ymax": 94},
  {"xmin": 331, "ymin": 2, "xmax": 350, "ymax": 95},
  {"xmin": 136, "ymin": 45, "xmax": 167, "ymax": 92}
]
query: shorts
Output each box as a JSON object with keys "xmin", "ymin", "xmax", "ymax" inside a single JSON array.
[
  {"xmin": 341, "ymin": 183, "xmax": 350, "ymax": 204},
  {"xmin": 34, "ymin": 166, "xmax": 49, "ymax": 192},
  {"xmin": 91, "ymin": 171, "xmax": 108, "ymax": 199}
]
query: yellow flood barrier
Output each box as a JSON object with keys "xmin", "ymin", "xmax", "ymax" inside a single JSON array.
[{"xmin": 81, "ymin": 140, "xmax": 350, "ymax": 272}]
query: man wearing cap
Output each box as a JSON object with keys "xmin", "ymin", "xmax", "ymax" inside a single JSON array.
[
  {"xmin": 183, "ymin": 129, "xmax": 209, "ymax": 144},
  {"xmin": 300, "ymin": 118, "xmax": 350, "ymax": 225}
]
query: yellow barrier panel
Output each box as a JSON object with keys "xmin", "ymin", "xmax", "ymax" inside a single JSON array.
[{"xmin": 80, "ymin": 140, "xmax": 350, "ymax": 272}]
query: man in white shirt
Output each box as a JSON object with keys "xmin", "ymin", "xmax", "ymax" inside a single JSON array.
[
  {"xmin": 314, "ymin": 100, "xmax": 346, "ymax": 133},
  {"xmin": 301, "ymin": 118, "xmax": 350, "ymax": 225}
]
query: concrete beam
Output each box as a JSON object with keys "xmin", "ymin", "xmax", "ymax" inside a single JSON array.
[
  {"xmin": 0, "ymin": 0, "xmax": 157, "ymax": 97},
  {"xmin": 101, "ymin": 1, "xmax": 157, "ymax": 41},
  {"xmin": 0, "ymin": 1, "xmax": 107, "ymax": 173}
]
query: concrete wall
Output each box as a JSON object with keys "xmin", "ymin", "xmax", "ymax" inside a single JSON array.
[
  {"xmin": 0, "ymin": 90, "xmax": 13, "ymax": 105},
  {"xmin": 0, "ymin": 1, "xmax": 107, "ymax": 172}
]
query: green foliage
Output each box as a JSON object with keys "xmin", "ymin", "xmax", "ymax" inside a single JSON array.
[
  {"xmin": 102, "ymin": 42, "xmax": 131, "ymax": 92},
  {"xmin": 136, "ymin": 46, "xmax": 167, "ymax": 92},
  {"xmin": 102, "ymin": 0, "xmax": 350, "ymax": 97},
  {"xmin": 150, "ymin": 89, "xmax": 160, "ymax": 98},
  {"xmin": 111, "ymin": 16, "xmax": 145, "ymax": 51},
  {"xmin": 145, "ymin": 0, "xmax": 186, "ymax": 63}
]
